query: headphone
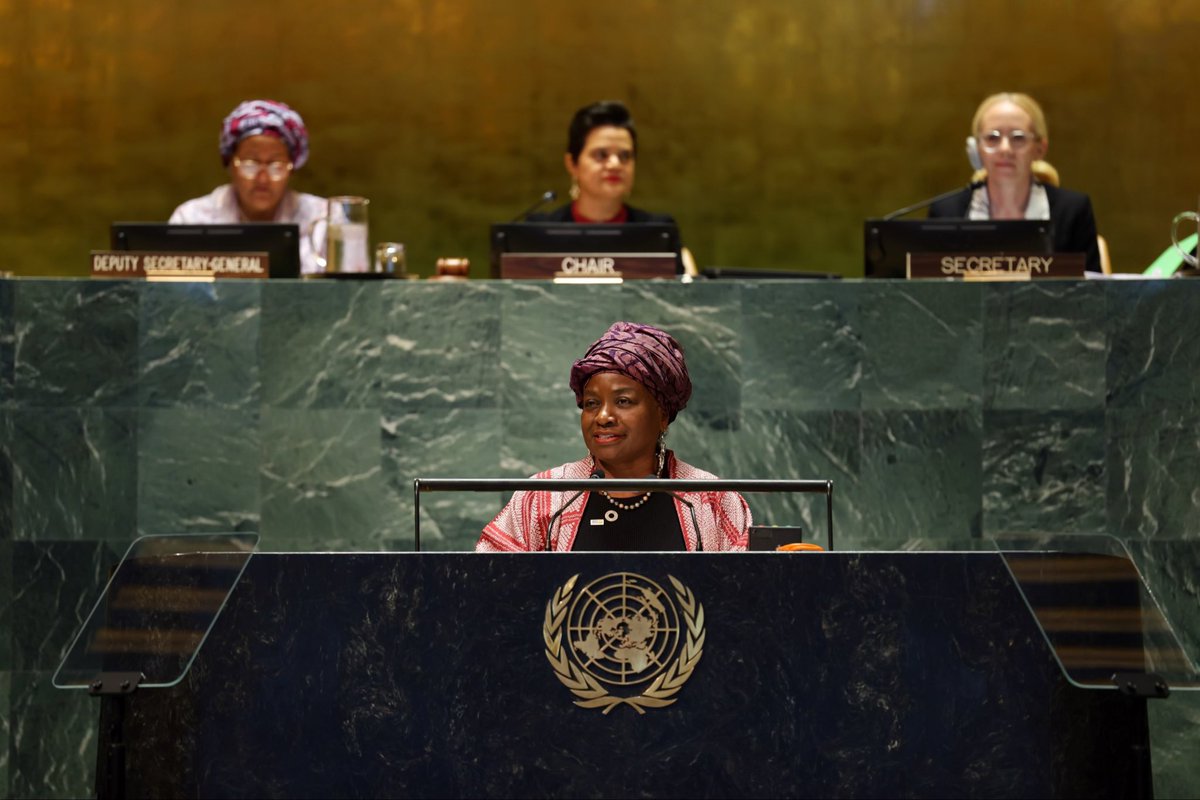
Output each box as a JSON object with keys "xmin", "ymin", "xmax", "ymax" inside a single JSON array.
[{"xmin": 965, "ymin": 136, "xmax": 983, "ymax": 171}]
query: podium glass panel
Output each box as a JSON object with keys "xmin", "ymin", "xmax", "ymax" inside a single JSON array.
[
  {"xmin": 994, "ymin": 533, "xmax": 1200, "ymax": 692},
  {"xmin": 52, "ymin": 533, "xmax": 258, "ymax": 690}
]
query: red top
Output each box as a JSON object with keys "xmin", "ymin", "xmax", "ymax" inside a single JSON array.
[{"xmin": 571, "ymin": 203, "xmax": 629, "ymax": 224}]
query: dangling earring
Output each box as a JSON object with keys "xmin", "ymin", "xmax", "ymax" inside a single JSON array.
[
  {"xmin": 569, "ymin": 177, "xmax": 580, "ymax": 201},
  {"xmin": 656, "ymin": 430, "xmax": 667, "ymax": 476}
]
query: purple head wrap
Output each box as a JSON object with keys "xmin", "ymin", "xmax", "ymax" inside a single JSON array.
[
  {"xmin": 219, "ymin": 99, "xmax": 310, "ymax": 169},
  {"xmin": 569, "ymin": 322, "xmax": 692, "ymax": 422}
]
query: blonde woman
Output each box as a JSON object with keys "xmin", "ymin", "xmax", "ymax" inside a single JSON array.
[{"xmin": 930, "ymin": 92, "xmax": 1100, "ymax": 272}]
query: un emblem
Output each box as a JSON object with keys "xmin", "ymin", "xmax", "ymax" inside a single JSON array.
[{"xmin": 543, "ymin": 572, "xmax": 705, "ymax": 714}]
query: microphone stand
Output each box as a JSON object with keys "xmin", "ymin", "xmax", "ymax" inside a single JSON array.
[
  {"xmin": 511, "ymin": 190, "xmax": 558, "ymax": 222},
  {"xmin": 882, "ymin": 180, "xmax": 985, "ymax": 221},
  {"xmin": 543, "ymin": 469, "xmax": 604, "ymax": 551}
]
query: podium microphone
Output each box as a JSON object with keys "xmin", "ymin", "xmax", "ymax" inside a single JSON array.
[
  {"xmin": 644, "ymin": 477, "xmax": 705, "ymax": 552},
  {"xmin": 544, "ymin": 468, "xmax": 603, "ymax": 551},
  {"xmin": 512, "ymin": 190, "xmax": 558, "ymax": 222},
  {"xmin": 882, "ymin": 179, "xmax": 986, "ymax": 221}
]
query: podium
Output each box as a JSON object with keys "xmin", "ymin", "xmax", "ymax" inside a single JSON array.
[{"xmin": 96, "ymin": 550, "xmax": 1185, "ymax": 798}]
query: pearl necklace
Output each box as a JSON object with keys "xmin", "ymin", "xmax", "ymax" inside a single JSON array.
[{"xmin": 601, "ymin": 491, "xmax": 651, "ymax": 511}]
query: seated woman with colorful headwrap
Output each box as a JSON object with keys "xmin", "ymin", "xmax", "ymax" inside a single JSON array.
[
  {"xmin": 169, "ymin": 99, "xmax": 327, "ymax": 274},
  {"xmin": 477, "ymin": 322, "xmax": 751, "ymax": 552}
]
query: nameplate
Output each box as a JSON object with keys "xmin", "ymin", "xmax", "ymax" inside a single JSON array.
[
  {"xmin": 906, "ymin": 252, "xmax": 1085, "ymax": 280},
  {"xmin": 91, "ymin": 251, "xmax": 269, "ymax": 280},
  {"xmin": 500, "ymin": 253, "xmax": 676, "ymax": 280}
]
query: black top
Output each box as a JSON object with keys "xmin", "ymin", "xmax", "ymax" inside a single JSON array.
[
  {"xmin": 571, "ymin": 491, "xmax": 686, "ymax": 551},
  {"xmin": 927, "ymin": 183, "xmax": 1101, "ymax": 273},
  {"xmin": 527, "ymin": 203, "xmax": 676, "ymax": 225}
]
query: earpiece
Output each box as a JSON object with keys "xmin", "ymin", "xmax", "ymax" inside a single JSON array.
[{"xmin": 965, "ymin": 136, "xmax": 983, "ymax": 172}]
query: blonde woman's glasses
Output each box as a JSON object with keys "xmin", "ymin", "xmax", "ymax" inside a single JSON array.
[{"xmin": 979, "ymin": 130, "xmax": 1036, "ymax": 153}]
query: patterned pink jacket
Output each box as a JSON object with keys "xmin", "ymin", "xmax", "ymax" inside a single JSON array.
[{"xmin": 476, "ymin": 452, "xmax": 751, "ymax": 552}]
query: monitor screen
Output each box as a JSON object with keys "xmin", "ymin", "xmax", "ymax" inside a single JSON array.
[
  {"xmin": 863, "ymin": 219, "xmax": 1054, "ymax": 279},
  {"xmin": 489, "ymin": 222, "xmax": 681, "ymax": 278},
  {"xmin": 111, "ymin": 222, "xmax": 302, "ymax": 279}
]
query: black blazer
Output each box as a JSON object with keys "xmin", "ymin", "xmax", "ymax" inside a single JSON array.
[
  {"xmin": 527, "ymin": 203, "xmax": 676, "ymax": 225},
  {"xmin": 928, "ymin": 184, "xmax": 1101, "ymax": 273}
]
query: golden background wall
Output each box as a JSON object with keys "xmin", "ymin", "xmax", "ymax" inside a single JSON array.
[{"xmin": 2, "ymin": 0, "xmax": 1199, "ymax": 278}]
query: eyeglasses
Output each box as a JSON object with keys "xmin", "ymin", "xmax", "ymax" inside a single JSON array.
[
  {"xmin": 232, "ymin": 158, "xmax": 294, "ymax": 181},
  {"xmin": 979, "ymin": 130, "xmax": 1037, "ymax": 153},
  {"xmin": 585, "ymin": 147, "xmax": 634, "ymax": 166}
]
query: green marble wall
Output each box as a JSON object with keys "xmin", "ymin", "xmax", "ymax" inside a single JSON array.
[{"xmin": 1, "ymin": 276, "xmax": 1199, "ymax": 797}]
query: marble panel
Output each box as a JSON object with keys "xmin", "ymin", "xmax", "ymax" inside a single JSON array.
[
  {"xmin": 137, "ymin": 409, "xmax": 260, "ymax": 536},
  {"xmin": 982, "ymin": 410, "xmax": 1105, "ymax": 535},
  {"xmin": 1136, "ymin": 546, "xmax": 1198, "ymax": 650},
  {"xmin": 13, "ymin": 280, "xmax": 138, "ymax": 407},
  {"xmin": 0, "ymin": 412, "xmax": 11, "ymax": 541},
  {"xmin": 261, "ymin": 409, "xmax": 396, "ymax": 550},
  {"xmin": 499, "ymin": 405, "xmax": 583, "ymax": 480},
  {"xmin": 0, "ymin": 670, "xmax": 9, "ymax": 797},
  {"xmin": 383, "ymin": 407, "xmax": 504, "ymax": 552},
  {"xmin": 1133, "ymin": 541, "xmax": 1200, "ymax": 800},
  {"xmin": 7, "ymin": 671, "xmax": 94, "ymax": 800},
  {"xmin": 10, "ymin": 541, "xmax": 116, "ymax": 672},
  {"xmin": 138, "ymin": 281, "xmax": 261, "ymax": 410},
  {"xmin": 11, "ymin": 409, "xmax": 136, "ymax": 542},
  {"xmin": 0, "ymin": 542, "xmax": 10, "ymax": 669},
  {"xmin": 856, "ymin": 409, "xmax": 983, "ymax": 544},
  {"xmin": 1107, "ymin": 409, "xmax": 1200, "ymax": 539},
  {"xmin": 382, "ymin": 282, "xmax": 501, "ymax": 408},
  {"xmin": 740, "ymin": 282, "xmax": 864, "ymax": 412},
  {"xmin": 0, "ymin": 279, "xmax": 13, "ymax": 406},
  {"xmin": 624, "ymin": 282, "xmax": 742, "ymax": 419},
  {"xmin": 1150, "ymin": 695, "xmax": 1200, "ymax": 800},
  {"xmin": 498, "ymin": 282, "xmax": 623, "ymax": 411},
  {"xmin": 673, "ymin": 409, "xmax": 859, "ymax": 546},
  {"xmin": 1108, "ymin": 280, "xmax": 1200, "ymax": 413},
  {"xmin": 982, "ymin": 282, "xmax": 1106, "ymax": 411},
  {"xmin": 860, "ymin": 282, "xmax": 982, "ymax": 410},
  {"xmin": 260, "ymin": 281, "xmax": 382, "ymax": 409}
]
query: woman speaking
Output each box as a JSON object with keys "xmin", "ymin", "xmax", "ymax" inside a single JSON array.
[{"xmin": 476, "ymin": 322, "xmax": 751, "ymax": 552}]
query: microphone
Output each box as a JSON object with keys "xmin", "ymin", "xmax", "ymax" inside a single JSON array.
[
  {"xmin": 642, "ymin": 475, "xmax": 706, "ymax": 553},
  {"xmin": 882, "ymin": 179, "xmax": 986, "ymax": 221},
  {"xmin": 511, "ymin": 190, "xmax": 558, "ymax": 222},
  {"xmin": 544, "ymin": 468, "xmax": 603, "ymax": 551}
]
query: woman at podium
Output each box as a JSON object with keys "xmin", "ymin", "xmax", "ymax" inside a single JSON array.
[
  {"xmin": 169, "ymin": 99, "xmax": 327, "ymax": 274},
  {"xmin": 477, "ymin": 322, "xmax": 751, "ymax": 552},
  {"xmin": 928, "ymin": 92, "xmax": 1100, "ymax": 273},
  {"xmin": 526, "ymin": 101, "xmax": 675, "ymax": 226}
]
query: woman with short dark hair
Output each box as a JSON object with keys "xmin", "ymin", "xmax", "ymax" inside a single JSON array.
[{"xmin": 527, "ymin": 101, "xmax": 674, "ymax": 226}]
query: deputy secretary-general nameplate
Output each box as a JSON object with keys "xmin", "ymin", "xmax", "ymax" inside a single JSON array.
[{"xmin": 91, "ymin": 251, "xmax": 268, "ymax": 280}]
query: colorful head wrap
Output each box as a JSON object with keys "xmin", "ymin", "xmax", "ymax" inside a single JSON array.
[
  {"xmin": 569, "ymin": 322, "xmax": 692, "ymax": 422},
  {"xmin": 219, "ymin": 99, "xmax": 309, "ymax": 169}
]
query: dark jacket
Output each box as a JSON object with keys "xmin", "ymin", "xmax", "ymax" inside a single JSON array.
[
  {"xmin": 928, "ymin": 184, "xmax": 1101, "ymax": 273},
  {"xmin": 527, "ymin": 203, "xmax": 676, "ymax": 225}
]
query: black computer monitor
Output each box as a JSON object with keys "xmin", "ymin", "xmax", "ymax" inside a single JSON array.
[
  {"xmin": 863, "ymin": 219, "xmax": 1054, "ymax": 279},
  {"xmin": 110, "ymin": 222, "xmax": 302, "ymax": 279},
  {"xmin": 489, "ymin": 222, "xmax": 681, "ymax": 278}
]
